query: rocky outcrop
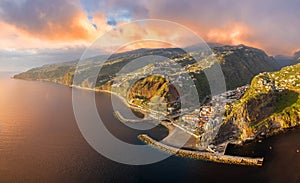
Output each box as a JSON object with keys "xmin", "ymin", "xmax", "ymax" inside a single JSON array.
[
  {"xmin": 127, "ymin": 75, "xmax": 180, "ymax": 114},
  {"xmin": 214, "ymin": 64, "xmax": 300, "ymax": 145}
]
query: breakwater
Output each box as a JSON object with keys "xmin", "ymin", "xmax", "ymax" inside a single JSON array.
[{"xmin": 138, "ymin": 134, "xmax": 264, "ymax": 166}]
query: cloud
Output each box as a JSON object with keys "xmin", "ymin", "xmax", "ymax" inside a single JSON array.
[
  {"xmin": 80, "ymin": 0, "xmax": 148, "ymax": 26},
  {"xmin": 0, "ymin": 0, "xmax": 96, "ymax": 41},
  {"xmin": 1, "ymin": 0, "xmax": 300, "ymax": 56},
  {"xmin": 207, "ymin": 23, "xmax": 252, "ymax": 46},
  {"xmin": 145, "ymin": 0, "xmax": 300, "ymax": 55}
]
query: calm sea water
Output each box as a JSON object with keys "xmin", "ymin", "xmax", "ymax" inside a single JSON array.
[{"xmin": 0, "ymin": 72, "xmax": 299, "ymax": 183}]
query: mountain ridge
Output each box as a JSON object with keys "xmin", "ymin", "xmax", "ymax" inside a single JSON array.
[{"xmin": 14, "ymin": 44, "xmax": 281, "ymax": 91}]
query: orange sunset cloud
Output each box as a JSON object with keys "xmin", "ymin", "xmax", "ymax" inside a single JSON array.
[{"xmin": 0, "ymin": 0, "xmax": 300, "ymax": 56}]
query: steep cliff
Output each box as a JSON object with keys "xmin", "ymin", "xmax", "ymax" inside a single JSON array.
[
  {"xmin": 214, "ymin": 64, "xmax": 300, "ymax": 145},
  {"xmin": 127, "ymin": 75, "xmax": 180, "ymax": 114}
]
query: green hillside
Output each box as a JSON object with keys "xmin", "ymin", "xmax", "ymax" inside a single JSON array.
[
  {"xmin": 14, "ymin": 45, "xmax": 279, "ymax": 96},
  {"xmin": 214, "ymin": 63, "xmax": 300, "ymax": 145}
]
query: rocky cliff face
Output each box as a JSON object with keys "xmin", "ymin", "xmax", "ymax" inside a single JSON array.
[
  {"xmin": 214, "ymin": 64, "xmax": 300, "ymax": 145},
  {"xmin": 127, "ymin": 75, "xmax": 180, "ymax": 114}
]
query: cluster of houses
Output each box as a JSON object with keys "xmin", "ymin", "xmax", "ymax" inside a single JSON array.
[
  {"xmin": 178, "ymin": 85, "xmax": 250, "ymax": 136},
  {"xmin": 256, "ymin": 67, "xmax": 300, "ymax": 94},
  {"xmin": 257, "ymin": 75, "xmax": 277, "ymax": 92},
  {"xmin": 180, "ymin": 66, "xmax": 298, "ymax": 136}
]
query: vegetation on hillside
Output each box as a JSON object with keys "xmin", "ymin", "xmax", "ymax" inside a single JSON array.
[
  {"xmin": 14, "ymin": 45, "xmax": 280, "ymax": 102},
  {"xmin": 127, "ymin": 75, "xmax": 181, "ymax": 115},
  {"xmin": 214, "ymin": 64, "xmax": 300, "ymax": 145}
]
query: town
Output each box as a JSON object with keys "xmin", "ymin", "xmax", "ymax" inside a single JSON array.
[{"xmin": 175, "ymin": 85, "xmax": 249, "ymax": 138}]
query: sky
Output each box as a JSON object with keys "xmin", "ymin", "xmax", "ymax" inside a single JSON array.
[{"xmin": 0, "ymin": 0, "xmax": 300, "ymax": 72}]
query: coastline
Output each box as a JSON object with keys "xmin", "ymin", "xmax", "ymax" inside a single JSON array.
[
  {"xmin": 13, "ymin": 79, "xmax": 266, "ymax": 166},
  {"xmin": 71, "ymin": 85, "xmax": 168, "ymax": 120}
]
